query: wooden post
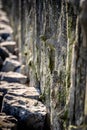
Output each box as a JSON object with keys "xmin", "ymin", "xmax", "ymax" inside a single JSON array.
[{"xmin": 80, "ymin": 0, "xmax": 87, "ymax": 124}]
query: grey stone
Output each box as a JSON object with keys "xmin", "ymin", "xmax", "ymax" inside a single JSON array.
[
  {"xmin": 0, "ymin": 33, "xmax": 12, "ymax": 41},
  {"xmin": 9, "ymin": 54, "xmax": 18, "ymax": 61},
  {"xmin": 15, "ymin": 65, "xmax": 29, "ymax": 77},
  {"xmin": 0, "ymin": 72, "xmax": 28, "ymax": 84},
  {"xmin": 0, "ymin": 82, "xmax": 46, "ymax": 130},
  {"xmin": 0, "ymin": 19, "xmax": 9, "ymax": 25},
  {"xmin": 0, "ymin": 15, "xmax": 9, "ymax": 23},
  {"xmin": 0, "ymin": 28, "xmax": 13, "ymax": 35},
  {"xmin": 0, "ymin": 23, "xmax": 13, "ymax": 34},
  {"xmin": 0, "ymin": 81, "xmax": 40, "ymax": 100},
  {"xmin": 0, "ymin": 41, "xmax": 16, "ymax": 53},
  {"xmin": 14, "ymin": 48, "xmax": 19, "ymax": 56},
  {"xmin": 0, "ymin": 10, "xmax": 7, "ymax": 17},
  {"xmin": 0, "ymin": 92, "xmax": 4, "ymax": 111},
  {"xmin": 1, "ymin": 58, "xmax": 20, "ymax": 72},
  {"xmin": 2, "ymin": 96, "xmax": 46, "ymax": 130},
  {"xmin": 0, "ymin": 56, "xmax": 3, "ymax": 70},
  {"xmin": 0, "ymin": 47, "xmax": 9, "ymax": 61},
  {"xmin": 0, "ymin": 113, "xmax": 17, "ymax": 130}
]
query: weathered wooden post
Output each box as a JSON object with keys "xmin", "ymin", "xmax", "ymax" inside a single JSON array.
[{"xmin": 80, "ymin": 0, "xmax": 87, "ymax": 124}]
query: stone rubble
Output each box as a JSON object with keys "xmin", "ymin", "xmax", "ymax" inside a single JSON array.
[
  {"xmin": 0, "ymin": 72, "xmax": 28, "ymax": 84},
  {"xmin": 0, "ymin": 41, "xmax": 16, "ymax": 53},
  {"xmin": 0, "ymin": 113, "xmax": 17, "ymax": 130},
  {"xmin": 0, "ymin": 8, "xmax": 47, "ymax": 130},
  {"xmin": 1, "ymin": 58, "xmax": 21, "ymax": 72}
]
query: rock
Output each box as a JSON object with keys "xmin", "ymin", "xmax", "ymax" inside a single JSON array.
[
  {"xmin": 0, "ymin": 81, "xmax": 46, "ymax": 130},
  {"xmin": 0, "ymin": 33, "xmax": 12, "ymax": 41},
  {"xmin": 0, "ymin": 15, "xmax": 9, "ymax": 23},
  {"xmin": 0, "ymin": 28, "xmax": 13, "ymax": 35},
  {"xmin": 14, "ymin": 47, "xmax": 19, "ymax": 56},
  {"xmin": 0, "ymin": 41, "xmax": 16, "ymax": 53},
  {"xmin": 9, "ymin": 54, "xmax": 18, "ymax": 60},
  {"xmin": 0, "ymin": 81, "xmax": 40, "ymax": 100},
  {"xmin": 0, "ymin": 23, "xmax": 13, "ymax": 34},
  {"xmin": 0, "ymin": 113, "xmax": 17, "ymax": 130},
  {"xmin": 0, "ymin": 47, "xmax": 9, "ymax": 61},
  {"xmin": 0, "ymin": 56, "xmax": 3, "ymax": 70},
  {"xmin": 0, "ymin": 72, "xmax": 28, "ymax": 84},
  {"xmin": 0, "ymin": 92, "xmax": 4, "ymax": 111},
  {"xmin": 1, "ymin": 58, "xmax": 20, "ymax": 72},
  {"xmin": 2, "ymin": 92, "xmax": 46, "ymax": 130},
  {"xmin": 15, "ymin": 65, "xmax": 29, "ymax": 77},
  {"xmin": 0, "ymin": 10, "xmax": 7, "ymax": 17},
  {"xmin": 0, "ymin": 19, "xmax": 9, "ymax": 25}
]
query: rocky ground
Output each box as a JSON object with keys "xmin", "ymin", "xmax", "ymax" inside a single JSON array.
[{"xmin": 0, "ymin": 8, "xmax": 47, "ymax": 130}]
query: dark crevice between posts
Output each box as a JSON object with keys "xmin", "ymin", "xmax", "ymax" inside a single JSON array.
[{"xmin": 0, "ymin": 91, "xmax": 5, "ymax": 112}]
